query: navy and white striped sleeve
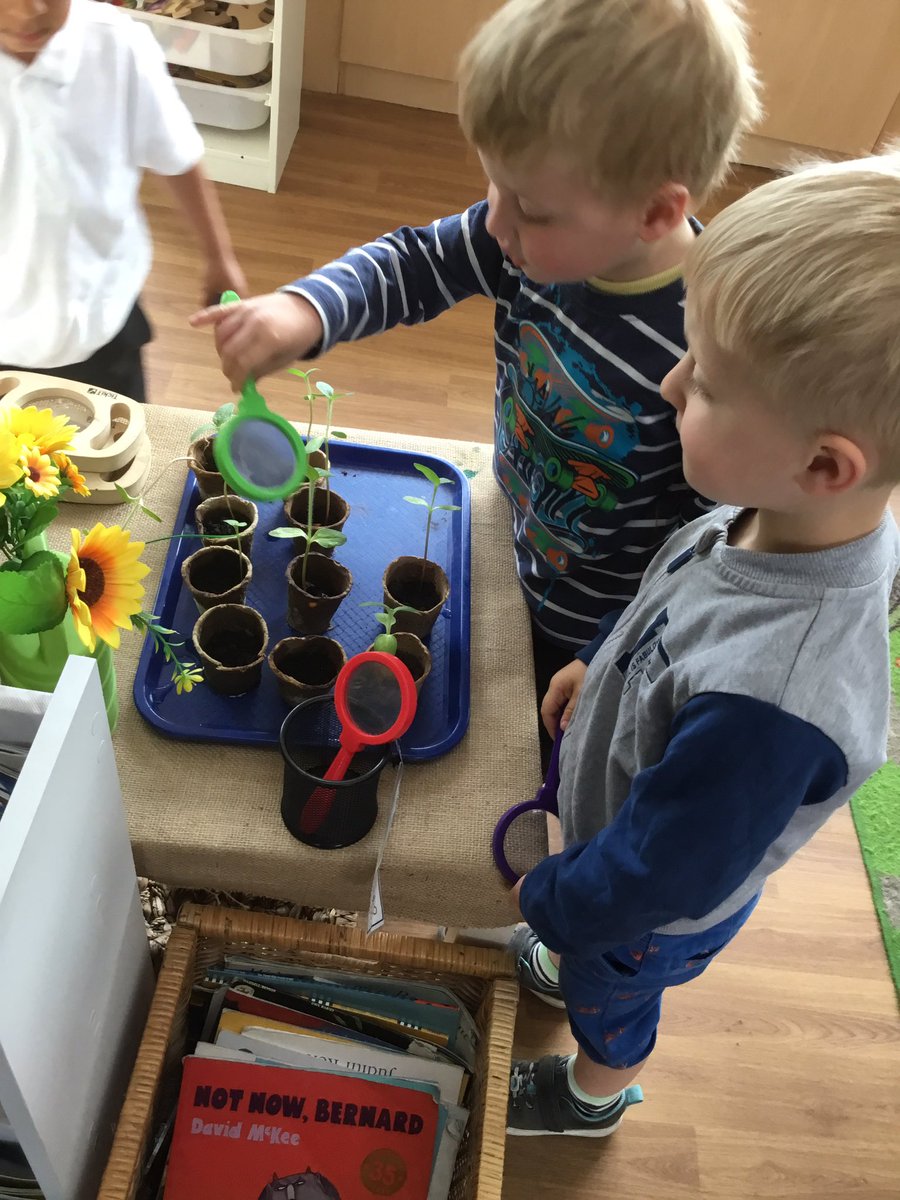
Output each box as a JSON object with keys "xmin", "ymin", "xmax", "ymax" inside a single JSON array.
[
  {"xmin": 280, "ymin": 202, "xmax": 503, "ymax": 354},
  {"xmin": 518, "ymin": 692, "xmax": 848, "ymax": 957}
]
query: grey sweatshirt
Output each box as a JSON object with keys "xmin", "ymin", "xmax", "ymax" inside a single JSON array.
[{"xmin": 519, "ymin": 506, "xmax": 900, "ymax": 958}]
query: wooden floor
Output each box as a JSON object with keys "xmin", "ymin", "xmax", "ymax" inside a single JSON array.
[{"xmin": 143, "ymin": 95, "xmax": 900, "ymax": 1198}]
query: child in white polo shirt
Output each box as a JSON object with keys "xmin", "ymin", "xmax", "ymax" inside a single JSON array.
[{"xmin": 0, "ymin": 0, "xmax": 245, "ymax": 401}]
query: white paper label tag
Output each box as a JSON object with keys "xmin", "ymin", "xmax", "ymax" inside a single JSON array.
[{"xmin": 367, "ymin": 755, "xmax": 404, "ymax": 936}]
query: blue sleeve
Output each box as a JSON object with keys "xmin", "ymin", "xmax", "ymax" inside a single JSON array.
[
  {"xmin": 575, "ymin": 609, "xmax": 625, "ymax": 664},
  {"xmin": 280, "ymin": 202, "xmax": 503, "ymax": 354},
  {"xmin": 518, "ymin": 692, "xmax": 848, "ymax": 957}
]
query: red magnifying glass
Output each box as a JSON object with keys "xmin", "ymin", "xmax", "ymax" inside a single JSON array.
[{"xmin": 298, "ymin": 650, "xmax": 418, "ymax": 837}]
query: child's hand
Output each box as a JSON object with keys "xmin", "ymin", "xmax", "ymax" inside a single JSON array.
[
  {"xmin": 203, "ymin": 254, "xmax": 248, "ymax": 308},
  {"xmin": 190, "ymin": 292, "xmax": 324, "ymax": 391},
  {"xmin": 541, "ymin": 659, "xmax": 587, "ymax": 737}
]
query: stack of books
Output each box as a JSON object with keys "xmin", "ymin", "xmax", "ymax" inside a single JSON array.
[{"xmin": 150, "ymin": 956, "xmax": 478, "ymax": 1200}]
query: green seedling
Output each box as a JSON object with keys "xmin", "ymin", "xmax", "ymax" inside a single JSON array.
[
  {"xmin": 359, "ymin": 601, "xmax": 420, "ymax": 654},
  {"xmin": 268, "ymin": 435, "xmax": 347, "ymax": 590},
  {"xmin": 404, "ymin": 463, "xmax": 461, "ymax": 564}
]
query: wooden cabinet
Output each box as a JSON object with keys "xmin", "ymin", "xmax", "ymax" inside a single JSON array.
[
  {"xmin": 302, "ymin": 0, "xmax": 900, "ymax": 165},
  {"xmin": 742, "ymin": 0, "xmax": 900, "ymax": 165},
  {"xmin": 303, "ymin": 0, "xmax": 502, "ymax": 112}
]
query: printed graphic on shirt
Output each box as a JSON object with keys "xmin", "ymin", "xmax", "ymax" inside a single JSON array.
[
  {"xmin": 615, "ymin": 608, "xmax": 670, "ymax": 690},
  {"xmin": 496, "ymin": 321, "xmax": 642, "ymax": 572}
]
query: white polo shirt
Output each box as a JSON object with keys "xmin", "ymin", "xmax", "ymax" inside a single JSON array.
[{"xmin": 0, "ymin": 0, "xmax": 203, "ymax": 367}]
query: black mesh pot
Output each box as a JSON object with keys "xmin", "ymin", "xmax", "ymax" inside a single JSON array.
[{"xmin": 278, "ymin": 695, "xmax": 394, "ymax": 850}]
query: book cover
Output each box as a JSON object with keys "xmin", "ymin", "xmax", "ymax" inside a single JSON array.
[
  {"xmin": 212, "ymin": 980, "xmax": 455, "ymax": 1066},
  {"xmin": 217, "ymin": 1026, "xmax": 467, "ymax": 1105},
  {"xmin": 216, "ymin": 965, "xmax": 480, "ymax": 1068},
  {"xmin": 219, "ymin": 986, "xmax": 400, "ymax": 1053},
  {"xmin": 162, "ymin": 1056, "xmax": 439, "ymax": 1200}
]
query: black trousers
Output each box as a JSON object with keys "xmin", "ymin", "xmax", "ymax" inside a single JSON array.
[
  {"xmin": 1, "ymin": 303, "xmax": 152, "ymax": 403},
  {"xmin": 529, "ymin": 618, "xmax": 577, "ymax": 776}
]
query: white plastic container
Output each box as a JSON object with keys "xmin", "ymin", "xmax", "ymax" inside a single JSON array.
[
  {"xmin": 175, "ymin": 77, "xmax": 271, "ymax": 131},
  {"xmin": 131, "ymin": 9, "xmax": 272, "ymax": 74}
]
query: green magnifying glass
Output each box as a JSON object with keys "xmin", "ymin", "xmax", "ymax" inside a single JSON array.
[{"xmin": 212, "ymin": 291, "xmax": 308, "ymax": 502}]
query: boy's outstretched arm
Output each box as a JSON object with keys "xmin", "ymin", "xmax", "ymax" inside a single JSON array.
[
  {"xmin": 191, "ymin": 203, "xmax": 504, "ymax": 390},
  {"xmin": 164, "ymin": 164, "xmax": 247, "ymax": 307},
  {"xmin": 519, "ymin": 692, "xmax": 851, "ymax": 957}
]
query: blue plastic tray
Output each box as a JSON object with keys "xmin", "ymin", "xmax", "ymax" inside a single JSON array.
[{"xmin": 132, "ymin": 440, "xmax": 471, "ymax": 761}]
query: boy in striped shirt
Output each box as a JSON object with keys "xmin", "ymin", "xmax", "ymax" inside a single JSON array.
[{"xmin": 193, "ymin": 0, "xmax": 760, "ymax": 761}]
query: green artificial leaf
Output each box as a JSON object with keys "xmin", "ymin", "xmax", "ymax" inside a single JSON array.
[
  {"xmin": 316, "ymin": 382, "xmax": 335, "ymax": 398},
  {"xmin": 23, "ymin": 502, "xmax": 58, "ymax": 541},
  {"xmin": 436, "ymin": 504, "xmax": 462, "ymax": 512},
  {"xmin": 140, "ymin": 505, "xmax": 162, "ymax": 523},
  {"xmin": 403, "ymin": 495, "xmax": 430, "ymax": 507},
  {"xmin": 310, "ymin": 528, "xmax": 347, "ymax": 549},
  {"xmin": 0, "ymin": 551, "xmax": 67, "ymax": 633},
  {"xmin": 268, "ymin": 526, "xmax": 306, "ymax": 539},
  {"xmin": 413, "ymin": 462, "xmax": 441, "ymax": 487}
]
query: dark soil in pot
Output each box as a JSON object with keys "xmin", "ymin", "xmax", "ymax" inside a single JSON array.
[
  {"xmin": 286, "ymin": 552, "xmax": 352, "ymax": 635},
  {"xmin": 382, "ymin": 556, "xmax": 450, "ymax": 639},
  {"xmin": 192, "ymin": 603, "xmax": 268, "ymax": 696},
  {"xmin": 268, "ymin": 635, "xmax": 346, "ymax": 704},
  {"xmin": 181, "ymin": 545, "xmax": 251, "ymax": 613},
  {"xmin": 195, "ymin": 494, "xmax": 258, "ymax": 554},
  {"xmin": 189, "ymin": 434, "xmax": 226, "ymax": 500}
]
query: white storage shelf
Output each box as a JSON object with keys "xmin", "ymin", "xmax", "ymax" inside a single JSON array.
[
  {"xmin": 176, "ymin": 77, "xmax": 271, "ymax": 131},
  {"xmin": 129, "ymin": 0, "xmax": 304, "ymax": 192},
  {"xmin": 132, "ymin": 8, "xmax": 272, "ymax": 74}
]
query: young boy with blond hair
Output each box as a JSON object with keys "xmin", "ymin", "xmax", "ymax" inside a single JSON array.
[
  {"xmin": 193, "ymin": 0, "xmax": 760, "ymax": 760},
  {"xmin": 508, "ymin": 151, "xmax": 900, "ymax": 1135}
]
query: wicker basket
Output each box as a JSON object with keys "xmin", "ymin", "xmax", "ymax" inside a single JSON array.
[{"xmin": 97, "ymin": 904, "xmax": 518, "ymax": 1200}]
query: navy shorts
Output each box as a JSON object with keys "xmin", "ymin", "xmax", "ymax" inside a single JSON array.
[{"xmin": 558, "ymin": 894, "xmax": 760, "ymax": 1068}]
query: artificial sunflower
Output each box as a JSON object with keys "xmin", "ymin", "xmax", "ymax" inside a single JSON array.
[
  {"xmin": 0, "ymin": 404, "xmax": 77, "ymax": 456},
  {"xmin": 52, "ymin": 451, "xmax": 90, "ymax": 498},
  {"xmin": 66, "ymin": 523, "xmax": 151, "ymax": 651},
  {"xmin": 0, "ymin": 427, "xmax": 23, "ymax": 501},
  {"xmin": 19, "ymin": 447, "xmax": 60, "ymax": 499}
]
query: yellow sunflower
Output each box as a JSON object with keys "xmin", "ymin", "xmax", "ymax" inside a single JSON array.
[
  {"xmin": 19, "ymin": 447, "xmax": 60, "ymax": 499},
  {"xmin": 66, "ymin": 524, "xmax": 151, "ymax": 651},
  {"xmin": 0, "ymin": 404, "xmax": 77, "ymax": 456},
  {"xmin": 52, "ymin": 451, "xmax": 91, "ymax": 498},
  {"xmin": 0, "ymin": 427, "xmax": 24, "ymax": 502}
]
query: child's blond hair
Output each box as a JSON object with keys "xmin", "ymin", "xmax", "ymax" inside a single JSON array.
[
  {"xmin": 458, "ymin": 0, "xmax": 760, "ymax": 205},
  {"xmin": 685, "ymin": 150, "xmax": 900, "ymax": 483}
]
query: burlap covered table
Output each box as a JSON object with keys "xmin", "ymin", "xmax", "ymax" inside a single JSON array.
[{"xmin": 64, "ymin": 406, "xmax": 544, "ymax": 927}]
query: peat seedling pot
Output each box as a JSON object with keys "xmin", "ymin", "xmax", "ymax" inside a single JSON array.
[
  {"xmin": 286, "ymin": 552, "xmax": 352, "ymax": 636},
  {"xmin": 181, "ymin": 544, "xmax": 252, "ymax": 613},
  {"xmin": 189, "ymin": 434, "xmax": 227, "ymax": 500},
  {"xmin": 195, "ymin": 494, "xmax": 258, "ymax": 554},
  {"xmin": 268, "ymin": 635, "xmax": 346, "ymax": 705},
  {"xmin": 192, "ymin": 603, "xmax": 268, "ymax": 696},
  {"xmin": 283, "ymin": 485, "xmax": 350, "ymax": 555},
  {"xmin": 383, "ymin": 556, "xmax": 449, "ymax": 639},
  {"xmin": 370, "ymin": 631, "xmax": 432, "ymax": 693}
]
